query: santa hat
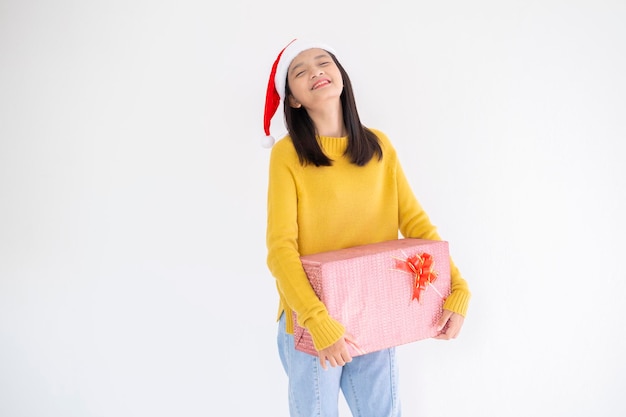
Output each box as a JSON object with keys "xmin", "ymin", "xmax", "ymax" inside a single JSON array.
[{"xmin": 262, "ymin": 39, "xmax": 336, "ymax": 148}]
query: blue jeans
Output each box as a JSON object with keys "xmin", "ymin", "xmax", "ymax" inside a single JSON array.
[{"xmin": 277, "ymin": 313, "xmax": 402, "ymax": 417}]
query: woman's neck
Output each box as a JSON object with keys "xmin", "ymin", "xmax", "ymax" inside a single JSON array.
[{"xmin": 308, "ymin": 102, "xmax": 347, "ymax": 137}]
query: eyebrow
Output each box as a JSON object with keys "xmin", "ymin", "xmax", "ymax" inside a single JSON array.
[{"xmin": 289, "ymin": 54, "xmax": 330, "ymax": 74}]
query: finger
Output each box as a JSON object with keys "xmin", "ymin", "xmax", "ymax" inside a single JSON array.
[
  {"xmin": 338, "ymin": 349, "xmax": 352, "ymax": 365},
  {"xmin": 327, "ymin": 357, "xmax": 339, "ymax": 368},
  {"xmin": 344, "ymin": 334, "xmax": 363, "ymax": 357},
  {"xmin": 447, "ymin": 322, "xmax": 462, "ymax": 339},
  {"xmin": 447, "ymin": 315, "xmax": 464, "ymax": 339},
  {"xmin": 437, "ymin": 310, "xmax": 453, "ymax": 331},
  {"xmin": 434, "ymin": 318, "xmax": 463, "ymax": 340},
  {"xmin": 436, "ymin": 328, "xmax": 453, "ymax": 340},
  {"xmin": 318, "ymin": 355, "xmax": 328, "ymax": 370},
  {"xmin": 435, "ymin": 327, "xmax": 449, "ymax": 338}
]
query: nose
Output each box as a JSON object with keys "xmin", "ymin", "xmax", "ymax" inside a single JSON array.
[{"xmin": 312, "ymin": 66, "xmax": 324, "ymax": 78}]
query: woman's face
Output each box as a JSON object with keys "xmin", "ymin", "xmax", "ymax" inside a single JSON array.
[{"xmin": 286, "ymin": 48, "xmax": 344, "ymax": 110}]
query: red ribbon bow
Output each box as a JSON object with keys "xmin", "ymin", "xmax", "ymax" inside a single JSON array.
[{"xmin": 394, "ymin": 252, "xmax": 438, "ymax": 303}]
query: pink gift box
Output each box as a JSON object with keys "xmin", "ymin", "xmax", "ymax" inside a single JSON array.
[{"xmin": 293, "ymin": 238, "xmax": 451, "ymax": 356}]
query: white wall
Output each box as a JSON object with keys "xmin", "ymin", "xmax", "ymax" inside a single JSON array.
[{"xmin": 1, "ymin": 1, "xmax": 625, "ymax": 416}]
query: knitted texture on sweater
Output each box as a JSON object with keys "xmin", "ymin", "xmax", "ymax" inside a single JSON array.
[{"xmin": 266, "ymin": 128, "xmax": 471, "ymax": 351}]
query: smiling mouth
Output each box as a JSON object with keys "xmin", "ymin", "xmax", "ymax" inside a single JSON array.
[{"xmin": 312, "ymin": 80, "xmax": 330, "ymax": 90}]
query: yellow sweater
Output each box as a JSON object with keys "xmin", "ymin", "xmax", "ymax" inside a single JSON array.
[{"xmin": 266, "ymin": 128, "xmax": 471, "ymax": 351}]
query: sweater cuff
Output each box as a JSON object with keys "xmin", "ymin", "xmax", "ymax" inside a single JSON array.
[
  {"xmin": 308, "ymin": 317, "xmax": 346, "ymax": 352},
  {"xmin": 443, "ymin": 289, "xmax": 471, "ymax": 317}
]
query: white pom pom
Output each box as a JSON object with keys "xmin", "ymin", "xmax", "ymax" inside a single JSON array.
[{"xmin": 261, "ymin": 135, "xmax": 275, "ymax": 148}]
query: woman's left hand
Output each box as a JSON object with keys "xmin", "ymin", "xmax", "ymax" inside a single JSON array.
[{"xmin": 434, "ymin": 309, "xmax": 465, "ymax": 340}]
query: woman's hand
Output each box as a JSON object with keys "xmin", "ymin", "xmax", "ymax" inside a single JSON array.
[
  {"xmin": 434, "ymin": 309, "xmax": 465, "ymax": 340},
  {"xmin": 317, "ymin": 334, "xmax": 355, "ymax": 370}
]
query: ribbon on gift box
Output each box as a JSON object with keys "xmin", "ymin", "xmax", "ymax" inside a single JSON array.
[{"xmin": 393, "ymin": 251, "xmax": 443, "ymax": 303}]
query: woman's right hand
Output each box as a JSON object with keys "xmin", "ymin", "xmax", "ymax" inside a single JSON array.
[{"xmin": 317, "ymin": 334, "xmax": 354, "ymax": 370}]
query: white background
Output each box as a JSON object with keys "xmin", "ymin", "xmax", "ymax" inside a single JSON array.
[{"xmin": 1, "ymin": 1, "xmax": 625, "ymax": 416}]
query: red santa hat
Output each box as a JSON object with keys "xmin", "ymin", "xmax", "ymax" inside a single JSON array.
[{"xmin": 262, "ymin": 39, "xmax": 336, "ymax": 148}]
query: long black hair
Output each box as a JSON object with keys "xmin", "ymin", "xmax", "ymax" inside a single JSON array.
[{"xmin": 283, "ymin": 52, "xmax": 383, "ymax": 167}]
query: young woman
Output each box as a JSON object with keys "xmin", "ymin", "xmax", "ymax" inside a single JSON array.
[{"xmin": 263, "ymin": 39, "xmax": 471, "ymax": 417}]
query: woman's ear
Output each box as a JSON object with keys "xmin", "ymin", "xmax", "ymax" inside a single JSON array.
[{"xmin": 288, "ymin": 95, "xmax": 302, "ymax": 109}]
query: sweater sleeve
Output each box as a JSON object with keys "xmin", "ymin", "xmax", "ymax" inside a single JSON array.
[
  {"xmin": 265, "ymin": 141, "xmax": 346, "ymax": 351},
  {"xmin": 394, "ymin": 151, "xmax": 472, "ymax": 316}
]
